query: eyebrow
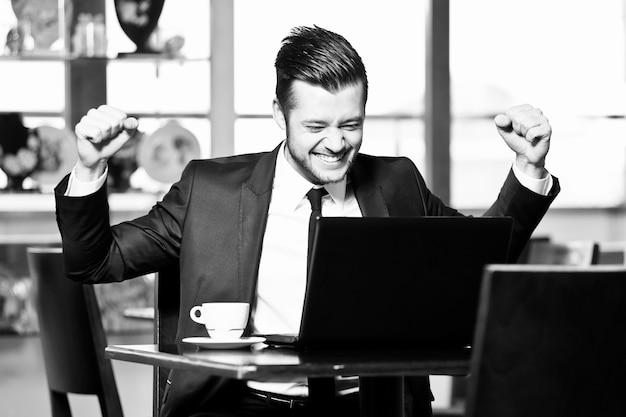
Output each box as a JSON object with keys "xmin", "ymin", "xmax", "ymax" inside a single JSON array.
[{"xmin": 301, "ymin": 116, "xmax": 364, "ymax": 125}]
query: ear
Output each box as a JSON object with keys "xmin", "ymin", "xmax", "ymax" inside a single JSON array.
[{"xmin": 272, "ymin": 98, "xmax": 287, "ymax": 131}]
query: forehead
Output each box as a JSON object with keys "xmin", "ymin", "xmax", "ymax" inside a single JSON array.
[{"xmin": 288, "ymin": 80, "xmax": 365, "ymax": 119}]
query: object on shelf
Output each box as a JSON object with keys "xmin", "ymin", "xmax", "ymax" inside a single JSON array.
[
  {"xmin": 30, "ymin": 125, "xmax": 77, "ymax": 191},
  {"xmin": 4, "ymin": 26, "xmax": 21, "ymax": 55},
  {"xmin": 0, "ymin": 263, "xmax": 37, "ymax": 334},
  {"xmin": 137, "ymin": 120, "xmax": 201, "ymax": 184},
  {"xmin": 1, "ymin": 0, "xmax": 18, "ymax": 55},
  {"xmin": 10, "ymin": 0, "xmax": 64, "ymax": 54},
  {"xmin": 114, "ymin": 0, "xmax": 164, "ymax": 54},
  {"xmin": 72, "ymin": 12, "xmax": 107, "ymax": 57},
  {"xmin": 0, "ymin": 113, "xmax": 39, "ymax": 192}
]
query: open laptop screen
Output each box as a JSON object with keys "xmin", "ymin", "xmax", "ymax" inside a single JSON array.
[{"xmin": 266, "ymin": 216, "xmax": 513, "ymax": 350}]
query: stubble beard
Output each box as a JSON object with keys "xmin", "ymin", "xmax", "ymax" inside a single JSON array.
[{"xmin": 285, "ymin": 139, "xmax": 353, "ymax": 186}]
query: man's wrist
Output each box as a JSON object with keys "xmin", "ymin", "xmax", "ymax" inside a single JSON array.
[
  {"xmin": 514, "ymin": 157, "xmax": 547, "ymax": 179},
  {"xmin": 66, "ymin": 164, "xmax": 108, "ymax": 197},
  {"xmin": 512, "ymin": 162, "xmax": 552, "ymax": 196},
  {"xmin": 74, "ymin": 160, "xmax": 107, "ymax": 182}
]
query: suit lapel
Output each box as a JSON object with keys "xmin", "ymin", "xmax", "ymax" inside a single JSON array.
[
  {"xmin": 351, "ymin": 159, "xmax": 389, "ymax": 217},
  {"xmin": 238, "ymin": 145, "xmax": 281, "ymax": 303}
]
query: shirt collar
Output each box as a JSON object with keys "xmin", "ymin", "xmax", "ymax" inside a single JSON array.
[{"xmin": 273, "ymin": 142, "xmax": 348, "ymax": 211}]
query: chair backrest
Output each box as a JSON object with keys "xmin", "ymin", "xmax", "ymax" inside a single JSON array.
[
  {"xmin": 27, "ymin": 246, "xmax": 124, "ymax": 417},
  {"xmin": 598, "ymin": 241, "xmax": 626, "ymax": 265},
  {"xmin": 516, "ymin": 235, "xmax": 551, "ymax": 264},
  {"xmin": 154, "ymin": 264, "xmax": 180, "ymax": 417},
  {"xmin": 465, "ymin": 264, "xmax": 626, "ymax": 417},
  {"xmin": 523, "ymin": 240, "xmax": 600, "ymax": 266}
]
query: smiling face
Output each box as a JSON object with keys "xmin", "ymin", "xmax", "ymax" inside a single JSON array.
[{"xmin": 274, "ymin": 80, "xmax": 366, "ymax": 185}]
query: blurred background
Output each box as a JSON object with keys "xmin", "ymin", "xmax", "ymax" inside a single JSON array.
[{"xmin": 1, "ymin": 0, "xmax": 625, "ymax": 415}]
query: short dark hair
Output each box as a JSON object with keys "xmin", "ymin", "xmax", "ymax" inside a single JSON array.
[{"xmin": 274, "ymin": 25, "xmax": 368, "ymax": 116}]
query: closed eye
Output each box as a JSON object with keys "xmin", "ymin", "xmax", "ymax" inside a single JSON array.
[
  {"xmin": 341, "ymin": 123, "xmax": 362, "ymax": 131},
  {"xmin": 305, "ymin": 125, "xmax": 325, "ymax": 133}
]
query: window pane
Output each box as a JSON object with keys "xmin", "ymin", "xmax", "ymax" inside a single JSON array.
[
  {"xmin": 451, "ymin": 0, "xmax": 625, "ymax": 117},
  {"xmin": 234, "ymin": 0, "xmax": 425, "ymax": 117},
  {"xmin": 360, "ymin": 119, "xmax": 424, "ymax": 167},
  {"xmin": 0, "ymin": 61, "xmax": 65, "ymax": 113},
  {"xmin": 450, "ymin": 119, "xmax": 517, "ymax": 209},
  {"xmin": 107, "ymin": 60, "xmax": 210, "ymax": 114},
  {"xmin": 450, "ymin": 0, "xmax": 626, "ymax": 208},
  {"xmin": 451, "ymin": 117, "xmax": 626, "ymax": 208},
  {"xmin": 234, "ymin": 118, "xmax": 283, "ymax": 155}
]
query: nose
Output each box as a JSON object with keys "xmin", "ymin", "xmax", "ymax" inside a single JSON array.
[{"xmin": 324, "ymin": 127, "xmax": 344, "ymax": 152}]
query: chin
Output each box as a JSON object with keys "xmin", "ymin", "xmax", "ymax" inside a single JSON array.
[{"xmin": 311, "ymin": 167, "xmax": 350, "ymax": 185}]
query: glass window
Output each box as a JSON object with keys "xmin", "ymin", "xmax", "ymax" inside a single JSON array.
[
  {"xmin": 0, "ymin": 61, "xmax": 65, "ymax": 113},
  {"xmin": 450, "ymin": 0, "xmax": 626, "ymax": 208},
  {"xmin": 107, "ymin": 60, "xmax": 210, "ymax": 114},
  {"xmin": 234, "ymin": 0, "xmax": 425, "ymax": 116},
  {"xmin": 105, "ymin": 0, "xmax": 212, "ymax": 184},
  {"xmin": 233, "ymin": 0, "xmax": 426, "ymax": 155}
]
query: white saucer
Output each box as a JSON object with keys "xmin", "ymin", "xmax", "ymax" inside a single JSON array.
[{"xmin": 182, "ymin": 336, "xmax": 266, "ymax": 350}]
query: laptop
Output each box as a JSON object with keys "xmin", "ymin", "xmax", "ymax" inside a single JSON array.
[{"xmin": 263, "ymin": 216, "xmax": 513, "ymax": 350}]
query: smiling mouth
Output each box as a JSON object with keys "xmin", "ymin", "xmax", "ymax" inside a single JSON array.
[{"xmin": 314, "ymin": 151, "xmax": 348, "ymax": 164}]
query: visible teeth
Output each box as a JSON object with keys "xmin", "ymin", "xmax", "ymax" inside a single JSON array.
[{"xmin": 317, "ymin": 154, "xmax": 342, "ymax": 163}]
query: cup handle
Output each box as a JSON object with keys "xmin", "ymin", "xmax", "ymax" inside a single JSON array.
[{"xmin": 189, "ymin": 306, "xmax": 204, "ymax": 324}]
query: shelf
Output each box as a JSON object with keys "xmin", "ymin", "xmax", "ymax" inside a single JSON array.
[
  {"xmin": 0, "ymin": 191, "xmax": 161, "ymax": 213},
  {"xmin": 0, "ymin": 54, "xmax": 209, "ymax": 62}
]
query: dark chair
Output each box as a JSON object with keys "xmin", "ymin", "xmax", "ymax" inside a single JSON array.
[
  {"xmin": 465, "ymin": 264, "xmax": 626, "ymax": 417},
  {"xmin": 437, "ymin": 239, "xmax": 602, "ymax": 416},
  {"xmin": 515, "ymin": 235, "xmax": 551, "ymax": 264},
  {"xmin": 524, "ymin": 239, "xmax": 600, "ymax": 266},
  {"xmin": 598, "ymin": 241, "xmax": 626, "ymax": 265},
  {"xmin": 435, "ymin": 236, "xmax": 600, "ymax": 415},
  {"xmin": 27, "ymin": 246, "xmax": 124, "ymax": 417},
  {"xmin": 153, "ymin": 265, "xmax": 180, "ymax": 417}
]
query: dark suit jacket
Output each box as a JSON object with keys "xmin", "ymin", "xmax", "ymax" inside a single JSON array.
[{"xmin": 55, "ymin": 144, "xmax": 559, "ymax": 416}]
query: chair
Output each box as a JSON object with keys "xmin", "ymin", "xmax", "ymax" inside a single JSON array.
[
  {"xmin": 524, "ymin": 239, "xmax": 600, "ymax": 266},
  {"xmin": 465, "ymin": 264, "xmax": 626, "ymax": 417},
  {"xmin": 515, "ymin": 235, "xmax": 551, "ymax": 264},
  {"xmin": 435, "ymin": 238, "xmax": 601, "ymax": 416},
  {"xmin": 153, "ymin": 265, "xmax": 180, "ymax": 417},
  {"xmin": 27, "ymin": 246, "xmax": 124, "ymax": 417},
  {"xmin": 598, "ymin": 241, "xmax": 626, "ymax": 265}
]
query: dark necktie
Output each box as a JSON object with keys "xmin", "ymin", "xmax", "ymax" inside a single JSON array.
[
  {"xmin": 306, "ymin": 187, "xmax": 328, "ymax": 267},
  {"xmin": 304, "ymin": 186, "xmax": 336, "ymax": 395}
]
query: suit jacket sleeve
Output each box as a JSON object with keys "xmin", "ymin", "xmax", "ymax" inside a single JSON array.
[
  {"xmin": 480, "ymin": 168, "xmax": 559, "ymax": 261},
  {"xmin": 55, "ymin": 162, "xmax": 197, "ymax": 284},
  {"xmin": 414, "ymin": 162, "xmax": 560, "ymax": 261}
]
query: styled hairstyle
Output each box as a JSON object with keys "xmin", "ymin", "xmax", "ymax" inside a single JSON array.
[{"xmin": 274, "ymin": 25, "xmax": 368, "ymax": 116}]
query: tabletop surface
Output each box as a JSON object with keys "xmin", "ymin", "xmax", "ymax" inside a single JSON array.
[{"xmin": 105, "ymin": 343, "xmax": 471, "ymax": 382}]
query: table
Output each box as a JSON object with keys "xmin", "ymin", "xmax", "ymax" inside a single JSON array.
[
  {"xmin": 105, "ymin": 343, "xmax": 471, "ymax": 417},
  {"xmin": 122, "ymin": 307, "xmax": 155, "ymax": 320}
]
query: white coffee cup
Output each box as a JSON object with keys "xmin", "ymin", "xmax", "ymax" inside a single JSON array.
[{"xmin": 189, "ymin": 302, "xmax": 249, "ymax": 339}]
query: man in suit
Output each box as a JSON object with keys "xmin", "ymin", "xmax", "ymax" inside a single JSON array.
[{"xmin": 55, "ymin": 26, "xmax": 559, "ymax": 416}]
